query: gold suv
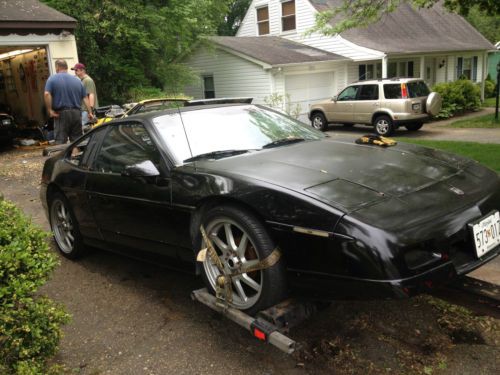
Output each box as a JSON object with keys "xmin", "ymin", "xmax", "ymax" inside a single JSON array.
[{"xmin": 309, "ymin": 78, "xmax": 442, "ymax": 136}]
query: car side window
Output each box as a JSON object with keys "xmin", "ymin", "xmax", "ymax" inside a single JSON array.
[
  {"xmin": 357, "ymin": 85, "xmax": 379, "ymax": 101},
  {"xmin": 383, "ymin": 84, "xmax": 402, "ymax": 99},
  {"xmin": 65, "ymin": 128, "xmax": 105, "ymax": 168},
  {"xmin": 337, "ymin": 86, "xmax": 359, "ymax": 101},
  {"xmin": 93, "ymin": 123, "xmax": 161, "ymax": 174}
]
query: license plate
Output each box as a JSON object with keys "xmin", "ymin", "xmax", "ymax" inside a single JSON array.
[{"xmin": 470, "ymin": 211, "xmax": 500, "ymax": 258}]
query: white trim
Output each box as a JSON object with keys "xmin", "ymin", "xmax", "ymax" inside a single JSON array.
[
  {"xmin": 280, "ymin": 0, "xmax": 297, "ymax": 34},
  {"xmin": 255, "ymin": 3, "xmax": 270, "ymax": 36},
  {"xmin": 336, "ymin": 35, "xmax": 385, "ymax": 60}
]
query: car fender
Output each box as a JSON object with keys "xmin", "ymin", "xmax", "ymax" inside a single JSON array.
[
  {"xmin": 308, "ymin": 108, "xmax": 327, "ymax": 121},
  {"xmin": 371, "ymin": 109, "xmax": 395, "ymax": 123}
]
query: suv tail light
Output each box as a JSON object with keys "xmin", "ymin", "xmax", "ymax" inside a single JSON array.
[{"xmin": 401, "ymin": 83, "xmax": 408, "ymax": 99}]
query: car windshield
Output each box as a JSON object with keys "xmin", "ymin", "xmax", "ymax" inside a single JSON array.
[
  {"xmin": 152, "ymin": 105, "xmax": 324, "ymax": 165},
  {"xmin": 407, "ymin": 81, "xmax": 430, "ymax": 98}
]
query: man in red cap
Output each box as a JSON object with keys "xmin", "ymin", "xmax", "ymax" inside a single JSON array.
[
  {"xmin": 72, "ymin": 62, "xmax": 99, "ymax": 127},
  {"xmin": 44, "ymin": 59, "xmax": 94, "ymax": 144}
]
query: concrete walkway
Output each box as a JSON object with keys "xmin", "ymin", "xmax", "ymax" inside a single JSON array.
[{"xmin": 325, "ymin": 107, "xmax": 500, "ymax": 144}]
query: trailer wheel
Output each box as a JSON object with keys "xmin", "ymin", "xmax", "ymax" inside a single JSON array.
[{"xmin": 197, "ymin": 205, "xmax": 287, "ymax": 315}]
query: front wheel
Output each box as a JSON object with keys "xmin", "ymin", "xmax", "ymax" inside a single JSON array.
[
  {"xmin": 373, "ymin": 115, "xmax": 395, "ymax": 136},
  {"xmin": 197, "ymin": 205, "xmax": 287, "ymax": 314},
  {"xmin": 49, "ymin": 192, "xmax": 86, "ymax": 259},
  {"xmin": 311, "ymin": 112, "xmax": 328, "ymax": 131}
]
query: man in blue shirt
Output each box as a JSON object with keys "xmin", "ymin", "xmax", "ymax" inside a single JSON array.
[{"xmin": 44, "ymin": 59, "xmax": 94, "ymax": 144}]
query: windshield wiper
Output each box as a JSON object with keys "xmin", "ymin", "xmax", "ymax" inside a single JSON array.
[
  {"xmin": 262, "ymin": 137, "xmax": 305, "ymax": 149},
  {"xmin": 184, "ymin": 149, "xmax": 250, "ymax": 163}
]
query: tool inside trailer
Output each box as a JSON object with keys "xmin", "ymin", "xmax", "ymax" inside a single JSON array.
[{"xmin": 191, "ymin": 288, "xmax": 322, "ymax": 354}]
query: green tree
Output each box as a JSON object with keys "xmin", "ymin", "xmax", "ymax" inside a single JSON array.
[
  {"xmin": 310, "ymin": 0, "xmax": 500, "ymax": 36},
  {"xmin": 465, "ymin": 6, "xmax": 500, "ymax": 44},
  {"xmin": 218, "ymin": 0, "xmax": 252, "ymax": 36},
  {"xmin": 42, "ymin": 0, "xmax": 231, "ymax": 103}
]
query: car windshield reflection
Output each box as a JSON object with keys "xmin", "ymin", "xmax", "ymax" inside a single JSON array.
[{"xmin": 152, "ymin": 105, "xmax": 324, "ymax": 165}]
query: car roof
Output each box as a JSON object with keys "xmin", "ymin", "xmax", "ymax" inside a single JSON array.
[
  {"xmin": 351, "ymin": 77, "xmax": 425, "ymax": 85},
  {"xmin": 112, "ymin": 103, "xmax": 255, "ymax": 123}
]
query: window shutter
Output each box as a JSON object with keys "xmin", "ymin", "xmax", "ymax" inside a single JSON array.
[
  {"xmin": 472, "ymin": 56, "xmax": 478, "ymax": 81},
  {"xmin": 359, "ymin": 65, "xmax": 366, "ymax": 80},
  {"xmin": 456, "ymin": 57, "xmax": 463, "ymax": 79}
]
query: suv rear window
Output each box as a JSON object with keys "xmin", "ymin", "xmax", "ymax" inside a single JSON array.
[
  {"xmin": 407, "ymin": 81, "xmax": 430, "ymax": 98},
  {"xmin": 383, "ymin": 84, "xmax": 401, "ymax": 99}
]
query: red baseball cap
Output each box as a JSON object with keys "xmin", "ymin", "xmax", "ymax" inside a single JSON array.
[{"xmin": 71, "ymin": 63, "xmax": 86, "ymax": 70}]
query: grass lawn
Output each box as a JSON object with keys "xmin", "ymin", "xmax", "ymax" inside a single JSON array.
[
  {"xmin": 445, "ymin": 113, "xmax": 500, "ymax": 128},
  {"xmin": 399, "ymin": 138, "xmax": 500, "ymax": 172},
  {"xmin": 482, "ymin": 97, "xmax": 497, "ymax": 107}
]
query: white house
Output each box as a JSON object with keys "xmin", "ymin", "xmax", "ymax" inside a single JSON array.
[
  {"xmin": 183, "ymin": 0, "xmax": 495, "ymax": 119},
  {"xmin": 0, "ymin": 0, "xmax": 79, "ymax": 125}
]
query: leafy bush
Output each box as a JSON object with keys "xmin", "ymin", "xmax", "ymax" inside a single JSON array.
[
  {"xmin": 432, "ymin": 80, "xmax": 481, "ymax": 119},
  {"xmin": 0, "ymin": 198, "xmax": 70, "ymax": 375},
  {"xmin": 484, "ymin": 75, "xmax": 496, "ymax": 98}
]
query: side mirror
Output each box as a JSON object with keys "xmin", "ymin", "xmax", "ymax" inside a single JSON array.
[
  {"xmin": 332, "ymin": 95, "xmax": 338, "ymax": 102},
  {"xmin": 122, "ymin": 160, "xmax": 160, "ymax": 178}
]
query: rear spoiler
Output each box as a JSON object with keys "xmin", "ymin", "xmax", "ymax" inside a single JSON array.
[{"xmin": 185, "ymin": 97, "xmax": 253, "ymax": 106}]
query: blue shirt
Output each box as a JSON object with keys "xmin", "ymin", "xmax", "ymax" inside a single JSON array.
[{"xmin": 45, "ymin": 72, "xmax": 86, "ymax": 110}]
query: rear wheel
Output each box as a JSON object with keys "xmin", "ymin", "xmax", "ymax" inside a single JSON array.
[
  {"xmin": 405, "ymin": 123, "xmax": 423, "ymax": 131},
  {"xmin": 373, "ymin": 115, "xmax": 395, "ymax": 136},
  {"xmin": 49, "ymin": 192, "xmax": 86, "ymax": 259},
  {"xmin": 197, "ymin": 205, "xmax": 287, "ymax": 314},
  {"xmin": 311, "ymin": 112, "xmax": 328, "ymax": 131}
]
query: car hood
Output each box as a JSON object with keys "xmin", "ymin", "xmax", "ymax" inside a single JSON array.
[{"xmin": 196, "ymin": 139, "xmax": 487, "ymax": 213}]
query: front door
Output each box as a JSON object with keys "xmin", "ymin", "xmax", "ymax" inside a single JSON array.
[
  {"xmin": 325, "ymin": 85, "xmax": 358, "ymax": 123},
  {"xmin": 86, "ymin": 122, "xmax": 177, "ymax": 257}
]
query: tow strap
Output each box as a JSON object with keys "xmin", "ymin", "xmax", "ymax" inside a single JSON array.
[
  {"xmin": 197, "ymin": 225, "xmax": 281, "ymax": 306},
  {"xmin": 355, "ymin": 134, "xmax": 397, "ymax": 147}
]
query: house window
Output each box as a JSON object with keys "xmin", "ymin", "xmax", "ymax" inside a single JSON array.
[
  {"xmin": 456, "ymin": 56, "xmax": 478, "ymax": 80},
  {"xmin": 203, "ymin": 76, "xmax": 215, "ymax": 99},
  {"xmin": 358, "ymin": 64, "xmax": 381, "ymax": 80},
  {"xmin": 256, "ymin": 6, "xmax": 269, "ymax": 35},
  {"xmin": 388, "ymin": 62, "xmax": 397, "ymax": 78},
  {"xmin": 281, "ymin": 0, "xmax": 296, "ymax": 32}
]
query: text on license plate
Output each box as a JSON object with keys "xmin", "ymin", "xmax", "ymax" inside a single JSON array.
[{"xmin": 470, "ymin": 211, "xmax": 500, "ymax": 258}]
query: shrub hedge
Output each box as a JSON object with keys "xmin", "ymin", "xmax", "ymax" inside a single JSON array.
[
  {"xmin": 432, "ymin": 79, "xmax": 481, "ymax": 119},
  {"xmin": 0, "ymin": 198, "xmax": 69, "ymax": 375}
]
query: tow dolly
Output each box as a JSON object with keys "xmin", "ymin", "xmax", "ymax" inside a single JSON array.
[{"xmin": 191, "ymin": 288, "xmax": 322, "ymax": 354}]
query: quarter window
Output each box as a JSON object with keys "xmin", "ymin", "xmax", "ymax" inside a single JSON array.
[
  {"xmin": 383, "ymin": 84, "xmax": 402, "ymax": 99},
  {"xmin": 93, "ymin": 124, "xmax": 161, "ymax": 174},
  {"xmin": 281, "ymin": 0, "xmax": 296, "ymax": 32},
  {"xmin": 256, "ymin": 6, "xmax": 269, "ymax": 35},
  {"xmin": 65, "ymin": 128, "xmax": 105, "ymax": 168}
]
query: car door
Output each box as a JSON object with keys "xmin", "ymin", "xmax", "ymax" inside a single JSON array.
[
  {"xmin": 353, "ymin": 84, "xmax": 380, "ymax": 124},
  {"xmin": 85, "ymin": 121, "xmax": 178, "ymax": 257},
  {"xmin": 324, "ymin": 85, "xmax": 358, "ymax": 123}
]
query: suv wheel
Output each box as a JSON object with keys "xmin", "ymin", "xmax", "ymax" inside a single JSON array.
[
  {"xmin": 405, "ymin": 123, "xmax": 423, "ymax": 131},
  {"xmin": 311, "ymin": 112, "xmax": 327, "ymax": 131},
  {"xmin": 373, "ymin": 115, "xmax": 394, "ymax": 136}
]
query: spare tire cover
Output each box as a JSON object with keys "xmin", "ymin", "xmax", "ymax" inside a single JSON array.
[{"xmin": 426, "ymin": 92, "xmax": 442, "ymax": 116}]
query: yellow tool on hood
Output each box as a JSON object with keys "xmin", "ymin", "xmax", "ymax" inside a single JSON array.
[{"xmin": 355, "ymin": 134, "xmax": 397, "ymax": 147}]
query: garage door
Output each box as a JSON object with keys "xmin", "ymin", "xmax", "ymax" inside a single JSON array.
[{"xmin": 285, "ymin": 72, "xmax": 335, "ymax": 120}]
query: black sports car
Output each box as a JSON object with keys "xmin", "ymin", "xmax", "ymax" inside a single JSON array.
[{"xmin": 40, "ymin": 103, "xmax": 500, "ymax": 314}]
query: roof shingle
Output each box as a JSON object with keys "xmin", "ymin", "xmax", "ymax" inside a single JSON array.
[
  {"xmin": 209, "ymin": 36, "xmax": 346, "ymax": 66},
  {"xmin": 308, "ymin": 0, "xmax": 494, "ymax": 53}
]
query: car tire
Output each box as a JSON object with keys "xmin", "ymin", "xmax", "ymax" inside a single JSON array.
[
  {"xmin": 197, "ymin": 205, "xmax": 287, "ymax": 315},
  {"xmin": 405, "ymin": 123, "xmax": 423, "ymax": 131},
  {"xmin": 311, "ymin": 112, "xmax": 328, "ymax": 131},
  {"xmin": 49, "ymin": 192, "xmax": 86, "ymax": 259},
  {"xmin": 373, "ymin": 115, "xmax": 395, "ymax": 136}
]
